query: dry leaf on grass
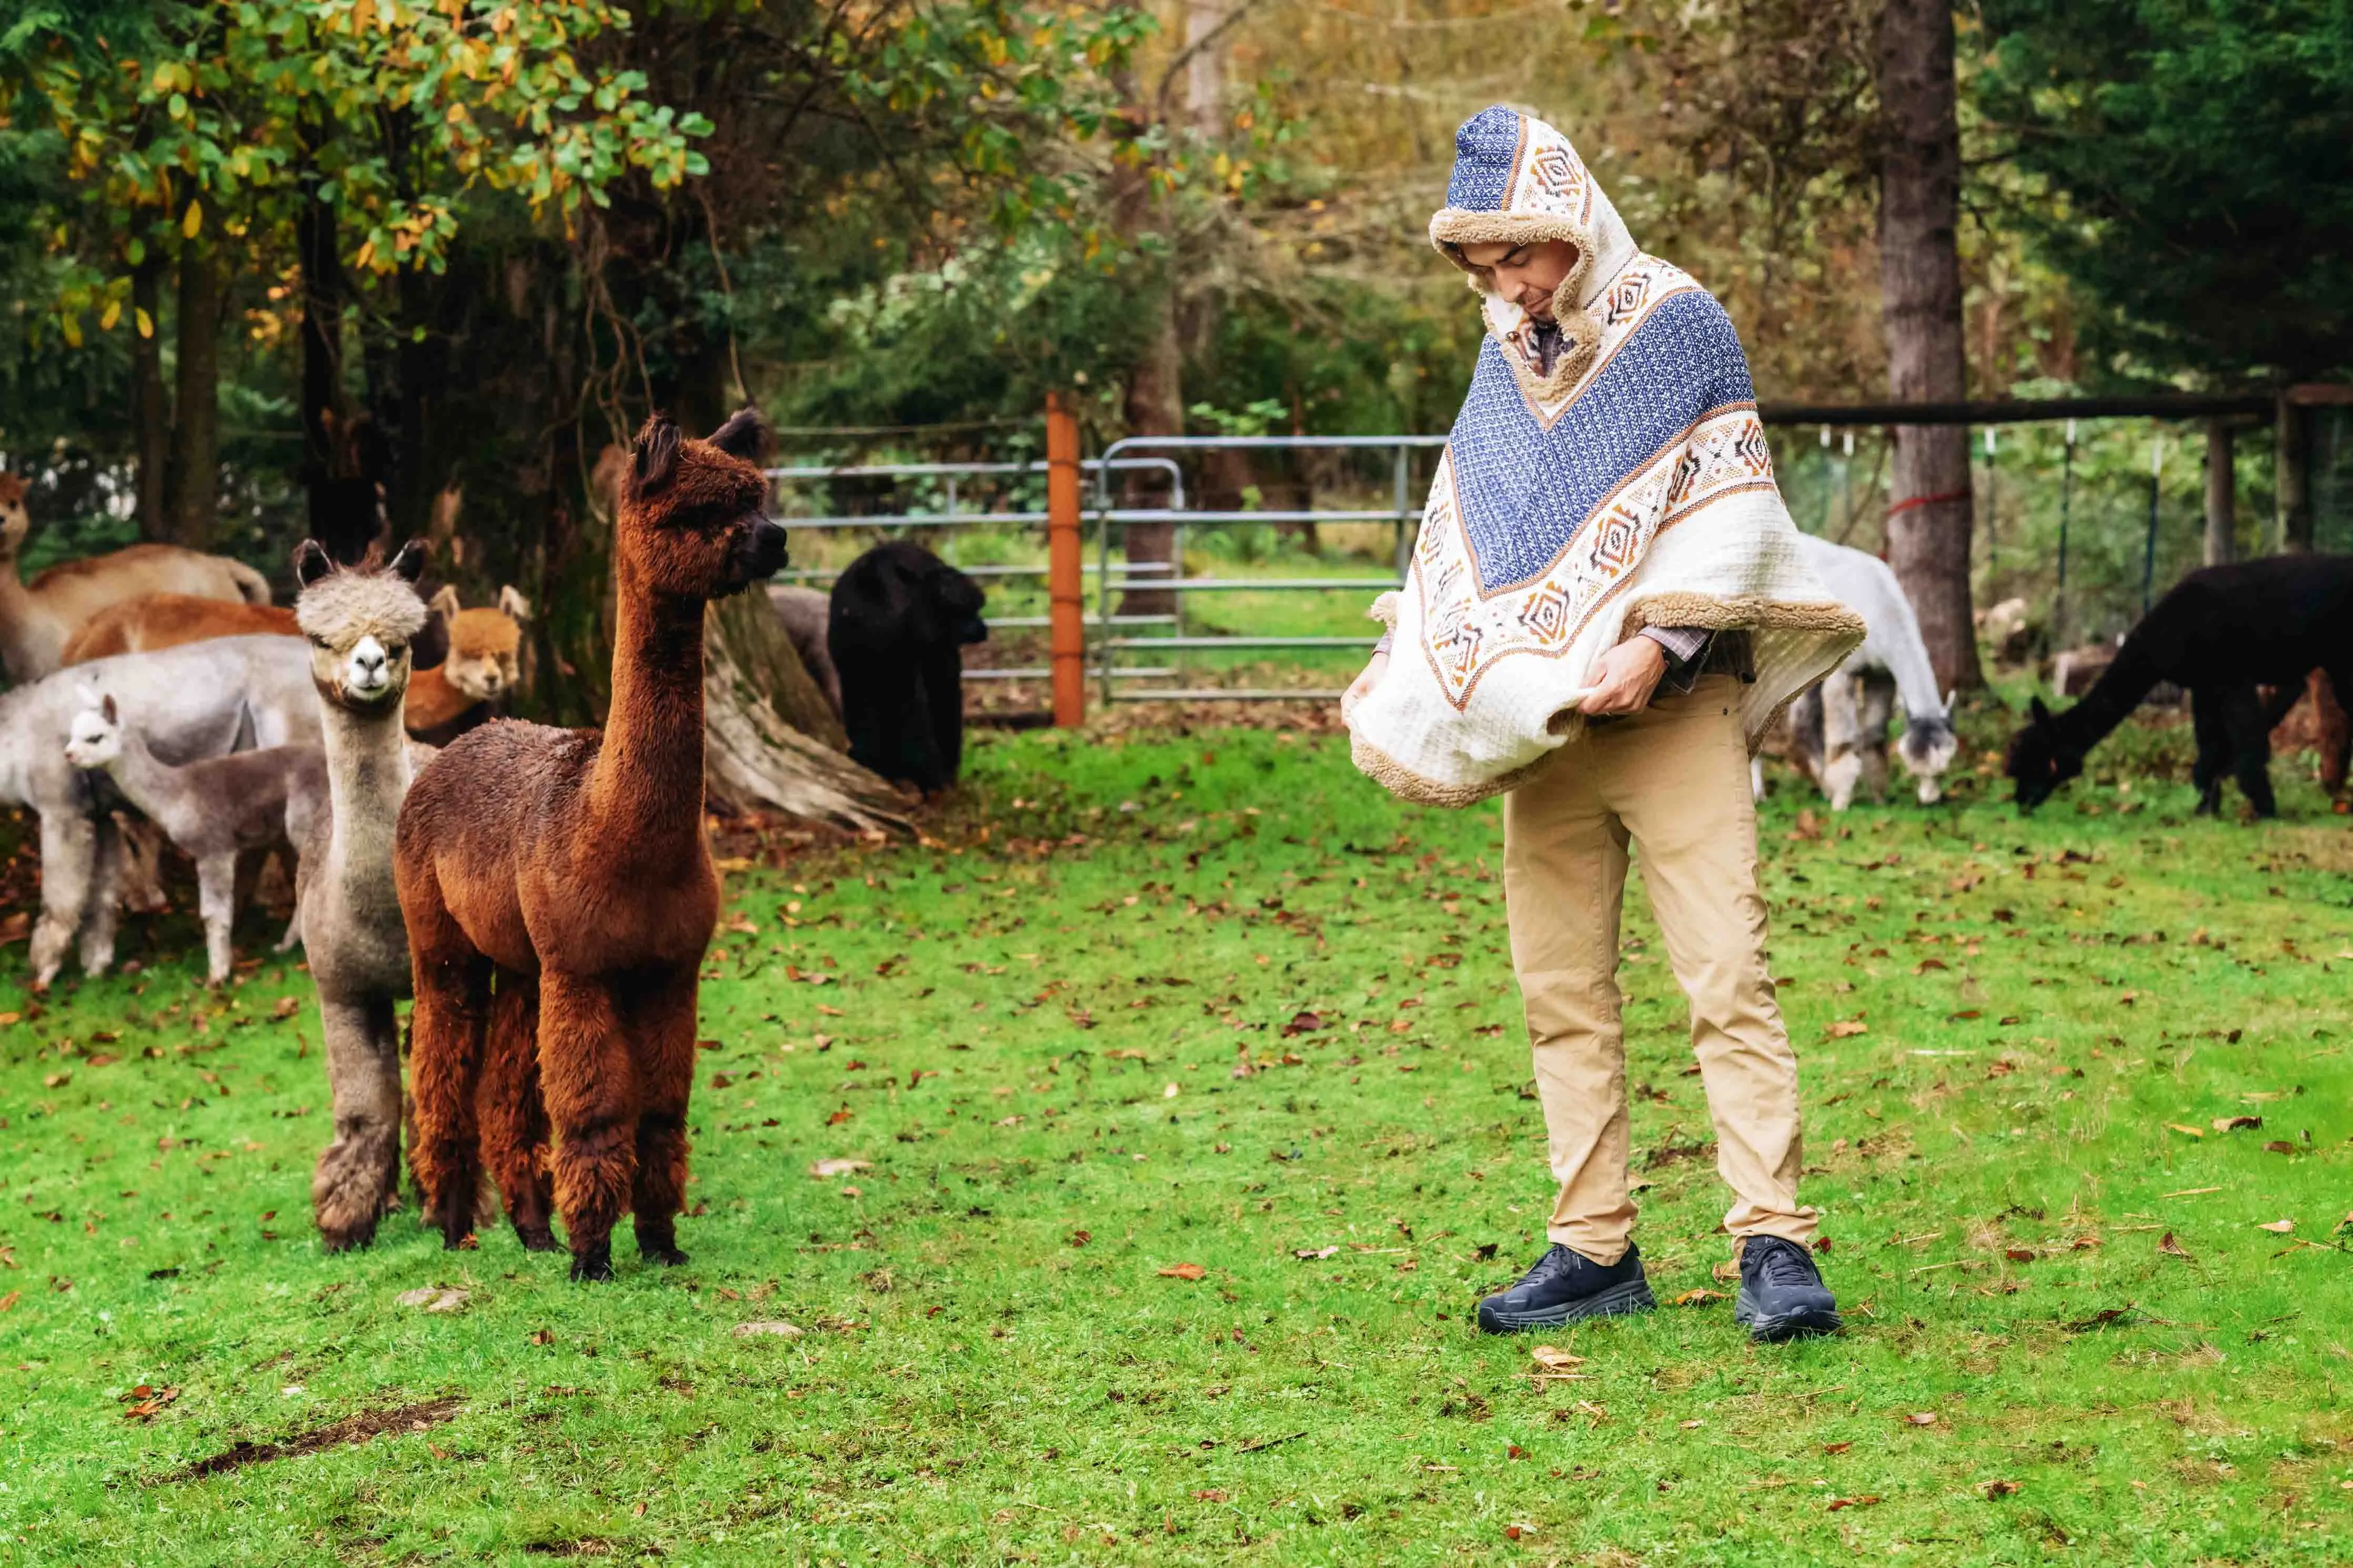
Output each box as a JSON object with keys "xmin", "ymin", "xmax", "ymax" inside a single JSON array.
[
  {"xmin": 1672, "ymin": 1288, "xmax": 1727, "ymax": 1307},
  {"xmin": 2158, "ymin": 1231, "xmax": 2196, "ymax": 1260},
  {"xmin": 1158, "ymin": 1263, "xmax": 1207, "ymax": 1281},
  {"xmin": 120, "ymin": 1383, "xmax": 180, "ymax": 1420},
  {"xmin": 1529, "ymin": 1345, "xmax": 1585, "ymax": 1372},
  {"xmin": 2211, "ymin": 1115, "xmax": 2262, "ymax": 1132},
  {"xmin": 1826, "ymin": 1495, "xmax": 1882, "ymax": 1511},
  {"xmin": 732, "ymin": 1320, "xmax": 803, "ymax": 1338},
  {"xmin": 2256, "ymin": 1218, "xmax": 2294, "ymax": 1234},
  {"xmin": 1904, "ymin": 1411, "xmax": 1938, "ymax": 1427},
  {"xmin": 1826, "ymin": 1020, "xmax": 1868, "ymax": 1039},
  {"xmin": 808, "ymin": 1158, "xmax": 869, "ymax": 1178},
  {"xmin": 2166, "ymin": 1124, "xmax": 2205, "ymax": 1139},
  {"xmin": 1981, "ymin": 1479, "xmax": 2020, "ymax": 1498},
  {"xmin": 394, "ymin": 1287, "xmax": 469, "ymax": 1313},
  {"xmin": 1293, "ymin": 1247, "xmax": 1339, "ymax": 1261}
]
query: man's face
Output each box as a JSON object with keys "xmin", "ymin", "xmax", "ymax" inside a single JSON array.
[{"xmin": 1458, "ymin": 239, "xmax": 1580, "ymax": 320}]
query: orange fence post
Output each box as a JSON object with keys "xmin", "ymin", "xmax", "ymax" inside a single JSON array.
[{"xmin": 1045, "ymin": 393, "xmax": 1086, "ymax": 728}]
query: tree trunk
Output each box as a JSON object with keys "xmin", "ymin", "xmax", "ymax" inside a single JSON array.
[
  {"xmin": 702, "ymin": 593, "xmax": 911, "ymax": 833},
  {"xmin": 1875, "ymin": 0, "xmax": 1980, "ymax": 691},
  {"xmin": 2203, "ymin": 418, "xmax": 2235, "ymax": 566},
  {"xmin": 2277, "ymin": 393, "xmax": 2313, "ymax": 551},
  {"xmin": 164, "ymin": 239, "xmax": 223, "ymax": 549},
  {"xmin": 129, "ymin": 257, "xmax": 170, "ymax": 542},
  {"xmin": 1119, "ymin": 304, "xmax": 1184, "ymax": 618}
]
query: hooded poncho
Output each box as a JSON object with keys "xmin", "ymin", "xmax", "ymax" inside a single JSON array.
[{"xmin": 1347, "ymin": 106, "xmax": 1864, "ymax": 806}]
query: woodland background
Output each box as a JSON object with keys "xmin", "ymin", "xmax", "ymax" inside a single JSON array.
[{"xmin": 2, "ymin": 0, "xmax": 2350, "ymax": 714}]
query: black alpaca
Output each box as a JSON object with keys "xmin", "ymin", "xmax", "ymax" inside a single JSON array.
[
  {"xmin": 829, "ymin": 541, "xmax": 987, "ymax": 793},
  {"xmin": 2007, "ymin": 555, "xmax": 2353, "ymax": 817}
]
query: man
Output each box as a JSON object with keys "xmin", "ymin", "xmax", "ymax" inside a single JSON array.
[{"xmin": 1344, "ymin": 106, "xmax": 1863, "ymax": 1342}]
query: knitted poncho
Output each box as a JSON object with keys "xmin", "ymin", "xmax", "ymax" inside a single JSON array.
[{"xmin": 1347, "ymin": 106, "xmax": 1864, "ymax": 807}]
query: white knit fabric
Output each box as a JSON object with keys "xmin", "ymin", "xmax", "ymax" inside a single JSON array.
[{"xmin": 1346, "ymin": 108, "xmax": 1861, "ymax": 807}]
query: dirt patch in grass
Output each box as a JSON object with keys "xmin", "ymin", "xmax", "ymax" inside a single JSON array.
[{"xmin": 171, "ymin": 1397, "xmax": 464, "ymax": 1480}]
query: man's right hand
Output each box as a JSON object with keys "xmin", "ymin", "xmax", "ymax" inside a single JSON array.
[{"xmin": 1343, "ymin": 652, "xmax": 1390, "ymax": 716}]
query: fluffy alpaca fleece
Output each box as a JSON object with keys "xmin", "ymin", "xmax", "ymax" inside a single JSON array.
[
  {"xmin": 1347, "ymin": 107, "xmax": 1860, "ymax": 806},
  {"xmin": 828, "ymin": 542, "xmax": 986, "ymax": 792},
  {"xmin": 0, "ymin": 636, "xmax": 319, "ymax": 988},
  {"xmin": 61, "ymin": 594, "xmax": 299, "ymax": 663},
  {"xmin": 1782, "ymin": 534, "xmax": 1957, "ymax": 809},
  {"xmin": 0, "ymin": 473, "xmax": 273, "ymax": 682},
  {"xmin": 291, "ymin": 540, "xmax": 433, "ymax": 1250},
  {"xmin": 2008, "ymin": 554, "xmax": 2353, "ymax": 818},
  {"xmin": 397, "ymin": 410, "xmax": 788, "ymax": 1280}
]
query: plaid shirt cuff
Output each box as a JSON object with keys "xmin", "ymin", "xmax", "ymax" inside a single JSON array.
[
  {"xmin": 1373, "ymin": 630, "xmax": 1394, "ymax": 657},
  {"xmin": 1639, "ymin": 625, "xmax": 1711, "ymax": 695}
]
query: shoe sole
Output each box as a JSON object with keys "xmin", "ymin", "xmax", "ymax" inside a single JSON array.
[
  {"xmin": 1735, "ymin": 1288, "xmax": 1842, "ymax": 1342},
  {"xmin": 1476, "ymin": 1278, "xmax": 1657, "ymax": 1334}
]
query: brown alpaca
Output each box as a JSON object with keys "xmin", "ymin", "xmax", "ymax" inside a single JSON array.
[
  {"xmin": 0, "ymin": 473, "xmax": 272, "ymax": 682},
  {"xmin": 293, "ymin": 540, "xmax": 433, "ymax": 1250},
  {"xmin": 404, "ymin": 583, "xmax": 531, "ymax": 745},
  {"xmin": 396, "ymin": 411, "xmax": 786, "ymax": 1279},
  {"xmin": 60, "ymin": 593, "xmax": 299, "ymax": 663}
]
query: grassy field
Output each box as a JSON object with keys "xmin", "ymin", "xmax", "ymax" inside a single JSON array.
[{"xmin": 4, "ymin": 713, "xmax": 2353, "ymax": 1565}]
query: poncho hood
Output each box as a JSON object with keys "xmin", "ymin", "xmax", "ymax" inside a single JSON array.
[{"xmin": 1347, "ymin": 105, "xmax": 1864, "ymax": 808}]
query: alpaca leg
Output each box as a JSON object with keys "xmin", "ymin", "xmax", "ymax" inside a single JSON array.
[
  {"xmin": 625, "ymin": 966, "xmax": 700, "ymax": 1267},
  {"xmin": 2319, "ymin": 669, "xmax": 2353, "ymax": 797},
  {"xmin": 2190, "ymin": 687, "xmax": 2227, "ymax": 815},
  {"xmin": 115, "ymin": 815, "xmax": 169, "ymax": 915},
  {"xmin": 410, "ymin": 942, "xmax": 494, "ymax": 1249},
  {"xmin": 196, "ymin": 853, "xmax": 237, "ymax": 987},
  {"xmin": 78, "ymin": 814, "xmax": 126, "ymax": 979},
  {"xmin": 1785, "ymin": 686, "xmax": 1824, "ymax": 787},
  {"xmin": 1749, "ymin": 757, "xmax": 1765, "ymax": 802},
  {"xmin": 1821, "ymin": 673, "xmax": 1864, "ymax": 812},
  {"xmin": 2221, "ymin": 686, "xmax": 2279, "ymax": 818},
  {"xmin": 478, "ymin": 968, "xmax": 558, "ymax": 1252},
  {"xmin": 29, "ymin": 811, "xmax": 97, "ymax": 990},
  {"xmin": 539, "ymin": 971, "xmax": 637, "ymax": 1282},
  {"xmin": 313, "ymin": 996, "xmax": 405, "ymax": 1248},
  {"xmin": 1858, "ymin": 673, "xmax": 1896, "ymax": 804}
]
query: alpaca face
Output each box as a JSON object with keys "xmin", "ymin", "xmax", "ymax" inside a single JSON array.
[
  {"xmin": 294, "ymin": 538, "xmax": 431, "ymax": 712},
  {"xmin": 1898, "ymin": 717, "xmax": 1958, "ymax": 805},
  {"xmin": 2005, "ymin": 698, "xmax": 2080, "ymax": 812},
  {"xmin": 0, "ymin": 474, "xmax": 27, "ymax": 560},
  {"xmin": 622, "ymin": 412, "xmax": 789, "ymax": 602},
  {"xmin": 63, "ymin": 694, "xmax": 123, "ymax": 769}
]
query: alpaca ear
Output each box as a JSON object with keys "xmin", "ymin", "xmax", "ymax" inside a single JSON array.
[
  {"xmin": 428, "ymin": 583, "xmax": 462, "ymax": 619},
  {"xmin": 630, "ymin": 416, "xmax": 682, "ymax": 499},
  {"xmin": 498, "ymin": 584, "xmax": 532, "ymax": 621},
  {"xmin": 2029, "ymin": 695, "xmax": 2052, "ymax": 724},
  {"xmin": 294, "ymin": 540, "xmax": 334, "ymax": 588},
  {"xmin": 706, "ymin": 406, "xmax": 771, "ymax": 462},
  {"xmin": 389, "ymin": 539, "xmax": 430, "ymax": 583},
  {"xmin": 101, "ymin": 693, "xmax": 117, "ymax": 724},
  {"xmin": 1942, "ymin": 688, "xmax": 1957, "ymax": 719}
]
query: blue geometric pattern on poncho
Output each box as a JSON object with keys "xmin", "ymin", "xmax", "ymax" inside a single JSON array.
[
  {"xmin": 1444, "ymin": 105, "xmax": 1522, "ymax": 212},
  {"xmin": 1447, "ymin": 288, "xmax": 1756, "ymax": 596}
]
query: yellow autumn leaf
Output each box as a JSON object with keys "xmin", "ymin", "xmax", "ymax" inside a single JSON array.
[
  {"xmin": 99, "ymin": 299, "xmax": 121, "ymax": 330},
  {"xmin": 182, "ymin": 200, "xmax": 202, "ymax": 239},
  {"xmin": 135, "ymin": 308, "xmax": 154, "ymax": 339}
]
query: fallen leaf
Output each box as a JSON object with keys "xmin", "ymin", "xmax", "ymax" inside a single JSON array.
[
  {"xmin": 824, "ymin": 1105, "xmax": 853, "ymax": 1126},
  {"xmin": 1905, "ymin": 1411, "xmax": 1938, "ymax": 1427},
  {"xmin": 395, "ymin": 1287, "xmax": 469, "ymax": 1313},
  {"xmin": 1826, "ymin": 1495, "xmax": 1882, "ymax": 1512},
  {"xmin": 0, "ymin": 1290, "xmax": 16, "ymax": 1312},
  {"xmin": 732, "ymin": 1320, "xmax": 803, "ymax": 1338},
  {"xmin": 2158, "ymin": 1231, "xmax": 2196, "ymax": 1260},
  {"xmin": 272, "ymin": 996, "xmax": 300, "ymax": 1020},
  {"xmin": 2256, "ymin": 1218, "xmax": 2294, "ymax": 1234},
  {"xmin": 1292, "ymin": 1246, "xmax": 1339, "ymax": 1261},
  {"xmin": 1504, "ymin": 1524, "xmax": 1529, "ymax": 1540},
  {"xmin": 1672, "ymin": 1288, "xmax": 1727, "ymax": 1307},
  {"xmin": 2212, "ymin": 1115, "xmax": 2262, "ymax": 1132},
  {"xmin": 1826, "ymin": 1020, "xmax": 1868, "ymax": 1039},
  {"xmin": 2264, "ymin": 1140, "xmax": 2297, "ymax": 1155},
  {"xmin": 2166, "ymin": 1124, "xmax": 2205, "ymax": 1139},
  {"xmin": 1678, "ymin": 1419, "xmax": 1703, "ymax": 1430},
  {"xmin": 1981, "ymin": 1479, "xmax": 2019, "ymax": 1499},
  {"xmin": 2004, "ymin": 1248, "xmax": 2036, "ymax": 1262},
  {"xmin": 121, "ymin": 1385, "xmax": 180, "ymax": 1421},
  {"xmin": 2065, "ymin": 1307, "xmax": 2134, "ymax": 1332},
  {"xmin": 1158, "ymin": 1263, "xmax": 1207, "ymax": 1281},
  {"xmin": 1192, "ymin": 1489, "xmax": 1228, "ymax": 1502},
  {"xmin": 1822, "ymin": 1441, "xmax": 1853, "ymax": 1454},
  {"xmin": 1068, "ymin": 1230, "xmax": 1091, "ymax": 1248},
  {"xmin": 808, "ymin": 1158, "xmax": 870, "ymax": 1178},
  {"xmin": 1279, "ymin": 1011, "xmax": 1327, "ymax": 1038},
  {"xmin": 1529, "ymin": 1345, "xmax": 1585, "ymax": 1372}
]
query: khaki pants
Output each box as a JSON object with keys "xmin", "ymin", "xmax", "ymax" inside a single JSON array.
[{"xmin": 1501, "ymin": 674, "xmax": 1817, "ymax": 1263}]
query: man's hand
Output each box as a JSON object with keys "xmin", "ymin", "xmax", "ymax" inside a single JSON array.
[
  {"xmin": 1581, "ymin": 636, "xmax": 1668, "ymax": 716},
  {"xmin": 1343, "ymin": 651, "xmax": 1390, "ymax": 716}
]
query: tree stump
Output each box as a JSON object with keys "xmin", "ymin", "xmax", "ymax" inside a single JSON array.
[{"xmin": 702, "ymin": 592, "xmax": 911, "ymax": 834}]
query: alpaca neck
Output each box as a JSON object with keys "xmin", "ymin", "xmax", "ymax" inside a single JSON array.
[
  {"xmin": 403, "ymin": 664, "xmax": 476, "ymax": 733},
  {"xmin": 99, "ymin": 728, "xmax": 186, "ymax": 828},
  {"xmin": 320, "ymin": 691, "xmax": 412, "ymax": 878},
  {"xmin": 2057, "ymin": 641, "xmax": 2164, "ymax": 755},
  {"xmin": 0, "ymin": 550, "xmax": 37, "ymax": 679},
  {"xmin": 591, "ymin": 555, "xmax": 708, "ymax": 837}
]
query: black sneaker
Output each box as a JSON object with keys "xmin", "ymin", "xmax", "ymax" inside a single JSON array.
[
  {"xmin": 1734, "ymin": 1236, "xmax": 1841, "ymax": 1342},
  {"xmin": 1475, "ymin": 1242, "xmax": 1656, "ymax": 1333}
]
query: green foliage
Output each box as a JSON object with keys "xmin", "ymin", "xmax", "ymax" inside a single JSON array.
[
  {"xmin": 5, "ymin": 729, "xmax": 2353, "ymax": 1560},
  {"xmin": 1977, "ymin": 0, "xmax": 2353, "ymax": 382}
]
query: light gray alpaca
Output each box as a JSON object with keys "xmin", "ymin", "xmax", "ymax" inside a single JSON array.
[
  {"xmin": 767, "ymin": 583, "xmax": 843, "ymax": 721},
  {"xmin": 1778, "ymin": 534, "xmax": 1958, "ymax": 808},
  {"xmin": 291, "ymin": 540, "xmax": 430, "ymax": 1251},
  {"xmin": 62, "ymin": 692, "xmax": 328, "ymax": 986},
  {"xmin": 0, "ymin": 635, "xmax": 319, "ymax": 988}
]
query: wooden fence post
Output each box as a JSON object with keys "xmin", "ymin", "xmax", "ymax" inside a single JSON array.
[{"xmin": 1046, "ymin": 393, "xmax": 1085, "ymax": 728}]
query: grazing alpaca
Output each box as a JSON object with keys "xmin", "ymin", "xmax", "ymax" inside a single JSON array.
[
  {"xmin": 63, "ymin": 693, "xmax": 327, "ymax": 985},
  {"xmin": 766, "ymin": 584, "xmax": 843, "ymax": 721},
  {"xmin": 60, "ymin": 594, "xmax": 298, "ymax": 664},
  {"xmin": 2008, "ymin": 555, "xmax": 2353, "ymax": 817},
  {"xmin": 1783, "ymin": 535, "xmax": 1958, "ymax": 808},
  {"xmin": 397, "ymin": 411, "xmax": 786, "ymax": 1278},
  {"xmin": 0, "ymin": 636, "xmax": 319, "ymax": 987},
  {"xmin": 291, "ymin": 540, "xmax": 432, "ymax": 1249},
  {"xmin": 829, "ymin": 541, "xmax": 987, "ymax": 792},
  {"xmin": 0, "ymin": 473, "xmax": 272, "ymax": 683},
  {"xmin": 404, "ymin": 583, "xmax": 530, "ymax": 746}
]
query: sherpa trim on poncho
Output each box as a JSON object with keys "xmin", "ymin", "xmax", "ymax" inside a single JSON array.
[{"xmin": 1348, "ymin": 105, "xmax": 1863, "ymax": 808}]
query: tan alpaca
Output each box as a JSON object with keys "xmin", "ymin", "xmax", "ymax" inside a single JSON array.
[
  {"xmin": 405, "ymin": 583, "xmax": 530, "ymax": 744},
  {"xmin": 60, "ymin": 594, "xmax": 298, "ymax": 663},
  {"xmin": 63, "ymin": 692, "xmax": 328, "ymax": 986},
  {"xmin": 0, "ymin": 473, "xmax": 273, "ymax": 683},
  {"xmin": 290, "ymin": 540, "xmax": 431, "ymax": 1251}
]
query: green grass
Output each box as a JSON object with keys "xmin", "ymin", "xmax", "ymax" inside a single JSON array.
[{"xmin": 5, "ymin": 720, "xmax": 2353, "ymax": 1565}]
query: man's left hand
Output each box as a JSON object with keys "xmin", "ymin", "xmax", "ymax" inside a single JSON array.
[{"xmin": 1581, "ymin": 636, "xmax": 1668, "ymax": 716}]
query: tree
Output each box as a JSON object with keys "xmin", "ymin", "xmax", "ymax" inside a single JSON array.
[
  {"xmin": 1877, "ymin": 0, "xmax": 1982, "ymax": 692},
  {"xmin": 1977, "ymin": 0, "xmax": 2353, "ymax": 383}
]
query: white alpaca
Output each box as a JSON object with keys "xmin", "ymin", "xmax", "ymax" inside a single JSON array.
[
  {"xmin": 1776, "ymin": 535, "xmax": 1958, "ymax": 808},
  {"xmin": 63, "ymin": 693, "xmax": 329, "ymax": 986},
  {"xmin": 0, "ymin": 636, "xmax": 320, "ymax": 988}
]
